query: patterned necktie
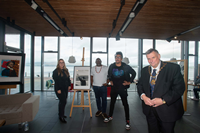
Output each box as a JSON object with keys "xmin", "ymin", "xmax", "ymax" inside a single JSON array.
[{"xmin": 150, "ymin": 69, "xmax": 156, "ymax": 98}]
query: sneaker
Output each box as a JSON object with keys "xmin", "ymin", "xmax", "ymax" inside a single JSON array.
[
  {"xmin": 108, "ymin": 116, "xmax": 113, "ymax": 121},
  {"xmin": 95, "ymin": 111, "xmax": 102, "ymax": 117},
  {"xmin": 102, "ymin": 113, "xmax": 109, "ymax": 123},
  {"xmin": 191, "ymin": 98, "xmax": 199, "ymax": 101},
  {"xmin": 126, "ymin": 120, "xmax": 131, "ymax": 130}
]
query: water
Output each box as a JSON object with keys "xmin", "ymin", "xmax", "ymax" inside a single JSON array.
[
  {"xmin": 25, "ymin": 65, "xmax": 194, "ymax": 80},
  {"xmin": 26, "ymin": 65, "xmax": 139, "ymax": 79}
]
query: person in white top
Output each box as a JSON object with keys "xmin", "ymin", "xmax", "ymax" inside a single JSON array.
[{"xmin": 91, "ymin": 58, "xmax": 109, "ymax": 122}]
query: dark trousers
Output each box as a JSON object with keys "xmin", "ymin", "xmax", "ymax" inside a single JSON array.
[
  {"xmin": 55, "ymin": 90, "xmax": 68, "ymax": 117},
  {"xmin": 146, "ymin": 107, "xmax": 176, "ymax": 133},
  {"xmin": 109, "ymin": 88, "xmax": 129, "ymax": 121},
  {"xmin": 193, "ymin": 88, "xmax": 200, "ymax": 99},
  {"xmin": 93, "ymin": 86, "xmax": 107, "ymax": 113}
]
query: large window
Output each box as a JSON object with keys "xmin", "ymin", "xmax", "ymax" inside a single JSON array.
[
  {"xmin": 109, "ymin": 38, "xmax": 138, "ymax": 79},
  {"xmin": 24, "ymin": 34, "xmax": 31, "ymax": 92},
  {"xmin": 60, "ymin": 37, "xmax": 90, "ymax": 79},
  {"xmin": 143, "ymin": 39, "xmax": 153, "ymax": 67},
  {"xmin": 44, "ymin": 37, "xmax": 58, "ymax": 51},
  {"xmin": 188, "ymin": 41, "xmax": 195, "ymax": 81},
  {"xmin": 199, "ymin": 42, "xmax": 200, "ymax": 75},
  {"xmin": 92, "ymin": 37, "xmax": 107, "ymax": 67},
  {"xmin": 93, "ymin": 37, "xmax": 107, "ymax": 52},
  {"xmin": 43, "ymin": 37, "xmax": 58, "ymax": 90},
  {"xmin": 156, "ymin": 40, "xmax": 181, "ymax": 61},
  {"xmin": 34, "ymin": 37, "xmax": 41, "ymax": 91},
  {"xmin": 5, "ymin": 32, "xmax": 20, "ymax": 94}
]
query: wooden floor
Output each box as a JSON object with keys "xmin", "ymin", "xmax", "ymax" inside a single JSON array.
[{"xmin": 0, "ymin": 90, "xmax": 200, "ymax": 133}]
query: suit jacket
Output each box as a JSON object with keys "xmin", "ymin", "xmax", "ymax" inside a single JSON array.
[{"xmin": 137, "ymin": 61, "xmax": 185, "ymax": 122}]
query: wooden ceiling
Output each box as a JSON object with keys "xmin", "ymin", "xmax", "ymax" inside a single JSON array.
[{"xmin": 0, "ymin": 0, "xmax": 200, "ymax": 41}]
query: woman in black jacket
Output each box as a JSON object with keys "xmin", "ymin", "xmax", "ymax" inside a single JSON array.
[{"xmin": 52, "ymin": 59, "xmax": 71, "ymax": 123}]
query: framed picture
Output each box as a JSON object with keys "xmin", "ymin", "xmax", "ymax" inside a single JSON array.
[
  {"xmin": 73, "ymin": 66, "xmax": 90, "ymax": 89},
  {"xmin": 0, "ymin": 52, "xmax": 25, "ymax": 85}
]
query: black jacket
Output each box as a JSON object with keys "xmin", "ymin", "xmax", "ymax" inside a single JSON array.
[
  {"xmin": 52, "ymin": 69, "xmax": 71, "ymax": 92},
  {"xmin": 137, "ymin": 61, "xmax": 185, "ymax": 122},
  {"xmin": 108, "ymin": 62, "xmax": 136, "ymax": 89}
]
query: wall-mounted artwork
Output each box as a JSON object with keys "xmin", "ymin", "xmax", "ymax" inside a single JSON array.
[
  {"xmin": 0, "ymin": 52, "xmax": 25, "ymax": 85},
  {"xmin": 73, "ymin": 66, "xmax": 90, "ymax": 89}
]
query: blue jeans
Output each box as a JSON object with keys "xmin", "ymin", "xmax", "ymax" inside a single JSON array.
[{"xmin": 93, "ymin": 86, "xmax": 107, "ymax": 113}]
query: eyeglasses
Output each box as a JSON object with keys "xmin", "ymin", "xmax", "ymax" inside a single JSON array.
[
  {"xmin": 115, "ymin": 56, "xmax": 121, "ymax": 59},
  {"xmin": 59, "ymin": 62, "xmax": 64, "ymax": 64}
]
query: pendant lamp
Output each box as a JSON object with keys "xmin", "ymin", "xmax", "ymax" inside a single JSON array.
[
  {"xmin": 122, "ymin": 57, "xmax": 129, "ymax": 64},
  {"xmin": 68, "ymin": 37, "xmax": 76, "ymax": 63},
  {"xmin": 122, "ymin": 39, "xmax": 129, "ymax": 65}
]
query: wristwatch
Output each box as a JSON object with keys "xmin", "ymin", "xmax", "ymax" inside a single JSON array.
[{"xmin": 162, "ymin": 99, "xmax": 166, "ymax": 104}]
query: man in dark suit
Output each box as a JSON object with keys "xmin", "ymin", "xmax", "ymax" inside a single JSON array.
[{"xmin": 137, "ymin": 48, "xmax": 185, "ymax": 133}]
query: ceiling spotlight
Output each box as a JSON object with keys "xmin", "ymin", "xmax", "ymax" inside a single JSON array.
[
  {"xmin": 31, "ymin": 0, "xmax": 38, "ymax": 10},
  {"xmin": 129, "ymin": 12, "xmax": 135, "ymax": 18},
  {"xmin": 174, "ymin": 36, "xmax": 177, "ymax": 39}
]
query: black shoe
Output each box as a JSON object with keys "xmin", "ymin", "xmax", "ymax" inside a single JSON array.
[
  {"xmin": 59, "ymin": 117, "xmax": 67, "ymax": 123},
  {"xmin": 95, "ymin": 111, "xmax": 102, "ymax": 117},
  {"xmin": 64, "ymin": 116, "xmax": 67, "ymax": 118}
]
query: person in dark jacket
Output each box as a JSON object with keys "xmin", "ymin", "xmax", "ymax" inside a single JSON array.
[
  {"xmin": 191, "ymin": 75, "xmax": 200, "ymax": 101},
  {"xmin": 107, "ymin": 51, "xmax": 136, "ymax": 130},
  {"xmin": 137, "ymin": 49, "xmax": 185, "ymax": 133},
  {"xmin": 52, "ymin": 59, "xmax": 71, "ymax": 123}
]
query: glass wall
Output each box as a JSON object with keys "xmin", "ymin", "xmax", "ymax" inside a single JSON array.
[
  {"xmin": 60, "ymin": 37, "xmax": 90, "ymax": 80},
  {"xmin": 109, "ymin": 38, "xmax": 138, "ymax": 79},
  {"xmin": 43, "ymin": 37, "xmax": 58, "ymax": 90},
  {"xmin": 4, "ymin": 33, "xmax": 20, "ymax": 94},
  {"xmin": 199, "ymin": 42, "xmax": 200, "ymax": 75},
  {"xmin": 143, "ymin": 39, "xmax": 153, "ymax": 67},
  {"xmin": 92, "ymin": 37, "xmax": 107, "ymax": 67},
  {"xmin": 24, "ymin": 34, "xmax": 31, "ymax": 92},
  {"xmin": 188, "ymin": 41, "xmax": 195, "ymax": 81},
  {"xmin": 34, "ymin": 37, "xmax": 41, "ymax": 90},
  {"xmin": 44, "ymin": 37, "xmax": 58, "ymax": 51},
  {"xmin": 156, "ymin": 40, "xmax": 181, "ymax": 61},
  {"xmin": 93, "ymin": 37, "xmax": 107, "ymax": 52}
]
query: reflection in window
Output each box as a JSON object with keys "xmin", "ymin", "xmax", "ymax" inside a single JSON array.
[{"xmin": 34, "ymin": 37, "xmax": 41, "ymax": 91}]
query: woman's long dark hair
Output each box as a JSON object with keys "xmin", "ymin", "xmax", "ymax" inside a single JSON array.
[{"xmin": 56, "ymin": 59, "xmax": 69, "ymax": 77}]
